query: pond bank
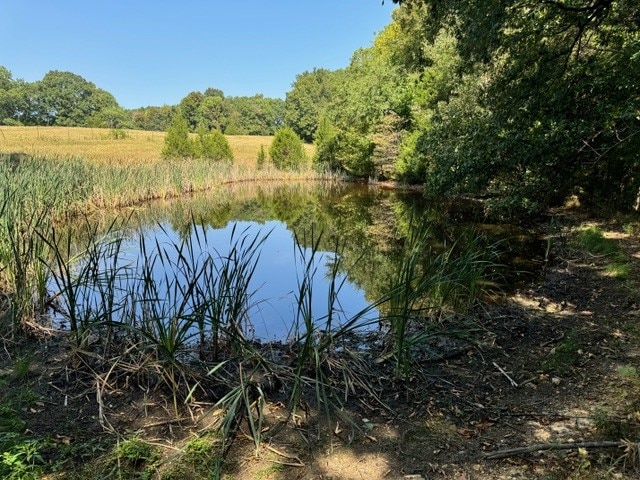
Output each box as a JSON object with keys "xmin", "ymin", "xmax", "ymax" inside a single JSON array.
[{"xmin": 2, "ymin": 209, "xmax": 640, "ymax": 479}]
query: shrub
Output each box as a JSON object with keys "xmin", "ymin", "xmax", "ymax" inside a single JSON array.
[
  {"xmin": 162, "ymin": 112, "xmax": 193, "ymax": 159},
  {"xmin": 194, "ymin": 124, "xmax": 233, "ymax": 162},
  {"xmin": 256, "ymin": 145, "xmax": 267, "ymax": 169},
  {"xmin": 269, "ymin": 127, "xmax": 306, "ymax": 170}
]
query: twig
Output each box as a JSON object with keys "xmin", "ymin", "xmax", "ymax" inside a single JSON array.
[
  {"xmin": 493, "ymin": 362, "xmax": 518, "ymax": 387},
  {"xmin": 485, "ymin": 440, "xmax": 625, "ymax": 460}
]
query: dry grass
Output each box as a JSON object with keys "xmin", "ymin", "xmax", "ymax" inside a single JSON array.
[{"xmin": 0, "ymin": 126, "xmax": 315, "ymax": 167}]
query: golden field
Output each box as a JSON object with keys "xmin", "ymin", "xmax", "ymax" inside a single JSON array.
[{"xmin": 0, "ymin": 126, "xmax": 315, "ymax": 167}]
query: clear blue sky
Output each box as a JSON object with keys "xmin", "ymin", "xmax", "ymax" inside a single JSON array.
[{"xmin": 1, "ymin": 1, "xmax": 396, "ymax": 109}]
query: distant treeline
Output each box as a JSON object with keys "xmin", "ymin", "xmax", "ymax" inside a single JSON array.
[{"xmin": 0, "ymin": 67, "xmax": 284, "ymax": 135}]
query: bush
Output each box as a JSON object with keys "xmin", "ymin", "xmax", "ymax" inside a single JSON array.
[
  {"xmin": 162, "ymin": 112, "xmax": 193, "ymax": 159},
  {"xmin": 256, "ymin": 145, "xmax": 267, "ymax": 169},
  {"xmin": 269, "ymin": 127, "xmax": 306, "ymax": 170},
  {"xmin": 194, "ymin": 125, "xmax": 233, "ymax": 162},
  {"xmin": 1, "ymin": 118, "xmax": 22, "ymax": 126}
]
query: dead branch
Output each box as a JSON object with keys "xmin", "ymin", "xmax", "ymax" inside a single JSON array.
[{"xmin": 485, "ymin": 440, "xmax": 626, "ymax": 460}]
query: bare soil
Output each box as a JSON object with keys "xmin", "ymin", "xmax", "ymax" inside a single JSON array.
[{"xmin": 2, "ymin": 210, "xmax": 640, "ymax": 479}]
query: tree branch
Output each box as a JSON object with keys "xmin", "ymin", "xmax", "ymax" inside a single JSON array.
[{"xmin": 485, "ymin": 440, "xmax": 627, "ymax": 460}]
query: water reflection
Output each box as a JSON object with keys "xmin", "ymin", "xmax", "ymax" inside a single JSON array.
[{"xmin": 51, "ymin": 182, "xmax": 543, "ymax": 342}]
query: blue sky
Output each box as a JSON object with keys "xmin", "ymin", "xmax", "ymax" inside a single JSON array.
[{"xmin": 1, "ymin": 1, "xmax": 396, "ymax": 109}]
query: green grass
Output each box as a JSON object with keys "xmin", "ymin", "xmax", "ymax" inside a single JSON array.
[
  {"xmin": 575, "ymin": 226, "xmax": 619, "ymax": 256},
  {"xmin": 574, "ymin": 225, "xmax": 634, "ymax": 280},
  {"xmin": 541, "ymin": 335, "xmax": 580, "ymax": 374}
]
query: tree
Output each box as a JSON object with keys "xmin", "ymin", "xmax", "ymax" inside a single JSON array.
[
  {"xmin": 0, "ymin": 66, "xmax": 13, "ymax": 90},
  {"xmin": 31, "ymin": 70, "xmax": 119, "ymax": 126},
  {"xmin": 131, "ymin": 105, "xmax": 174, "ymax": 131},
  {"xmin": 269, "ymin": 127, "xmax": 306, "ymax": 170},
  {"xmin": 193, "ymin": 124, "xmax": 234, "ymax": 162},
  {"xmin": 86, "ymin": 106, "xmax": 131, "ymax": 129},
  {"xmin": 370, "ymin": 110, "xmax": 405, "ymax": 179},
  {"xmin": 178, "ymin": 91, "xmax": 204, "ymax": 131},
  {"xmin": 388, "ymin": 0, "xmax": 640, "ymax": 214},
  {"xmin": 197, "ymin": 95, "xmax": 227, "ymax": 132},
  {"xmin": 162, "ymin": 112, "xmax": 193, "ymax": 159},
  {"xmin": 284, "ymin": 68, "xmax": 339, "ymax": 142}
]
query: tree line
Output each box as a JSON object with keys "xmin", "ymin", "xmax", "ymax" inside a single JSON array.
[{"xmin": 0, "ymin": 68, "xmax": 285, "ymax": 136}]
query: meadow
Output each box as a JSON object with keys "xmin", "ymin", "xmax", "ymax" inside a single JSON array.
[
  {"xmin": 0, "ymin": 126, "xmax": 322, "ymax": 215},
  {"xmin": 0, "ymin": 125, "xmax": 315, "ymax": 167}
]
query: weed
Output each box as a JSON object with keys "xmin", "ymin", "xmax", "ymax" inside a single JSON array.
[
  {"xmin": 617, "ymin": 365, "xmax": 639, "ymax": 380},
  {"xmin": 541, "ymin": 335, "xmax": 580, "ymax": 374},
  {"xmin": 161, "ymin": 434, "xmax": 222, "ymax": 479},
  {"xmin": 0, "ymin": 435, "xmax": 45, "ymax": 480},
  {"xmin": 605, "ymin": 261, "xmax": 632, "ymax": 280},
  {"xmin": 575, "ymin": 226, "xmax": 618, "ymax": 256},
  {"xmin": 103, "ymin": 437, "xmax": 159, "ymax": 480},
  {"xmin": 11, "ymin": 353, "xmax": 33, "ymax": 380},
  {"xmin": 592, "ymin": 409, "xmax": 639, "ymax": 441}
]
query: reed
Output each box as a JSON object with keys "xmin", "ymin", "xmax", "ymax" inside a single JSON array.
[
  {"xmin": 383, "ymin": 220, "xmax": 502, "ymax": 378},
  {"xmin": 0, "ymin": 179, "xmax": 52, "ymax": 333},
  {"xmin": 0, "ymin": 153, "xmax": 333, "ymax": 220}
]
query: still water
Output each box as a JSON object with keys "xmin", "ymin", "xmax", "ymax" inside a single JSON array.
[{"xmin": 51, "ymin": 182, "xmax": 542, "ymax": 342}]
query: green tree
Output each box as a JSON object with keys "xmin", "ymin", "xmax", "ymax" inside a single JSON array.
[
  {"xmin": 269, "ymin": 127, "xmax": 306, "ymax": 170},
  {"xmin": 193, "ymin": 124, "xmax": 234, "ymax": 161},
  {"xmin": 284, "ymin": 68, "xmax": 339, "ymax": 142},
  {"xmin": 178, "ymin": 91, "xmax": 205, "ymax": 131},
  {"xmin": 32, "ymin": 70, "xmax": 119, "ymax": 126},
  {"xmin": 256, "ymin": 145, "xmax": 267, "ymax": 169},
  {"xmin": 197, "ymin": 95, "xmax": 227, "ymax": 132},
  {"xmin": 162, "ymin": 112, "xmax": 193, "ymax": 159},
  {"xmin": 86, "ymin": 106, "xmax": 131, "ymax": 129},
  {"xmin": 131, "ymin": 105, "xmax": 174, "ymax": 131},
  {"xmin": 393, "ymin": 0, "xmax": 640, "ymax": 213}
]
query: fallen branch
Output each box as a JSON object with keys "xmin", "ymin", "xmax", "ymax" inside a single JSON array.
[
  {"xmin": 493, "ymin": 362, "xmax": 518, "ymax": 387},
  {"xmin": 485, "ymin": 440, "xmax": 625, "ymax": 460}
]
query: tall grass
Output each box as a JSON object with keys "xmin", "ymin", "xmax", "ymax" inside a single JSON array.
[
  {"xmin": 384, "ymin": 220, "xmax": 501, "ymax": 378},
  {"xmin": 0, "ymin": 153, "xmax": 333, "ymax": 220},
  {"xmin": 0, "ymin": 174, "xmax": 52, "ymax": 333}
]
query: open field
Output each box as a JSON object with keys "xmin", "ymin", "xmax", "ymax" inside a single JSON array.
[
  {"xmin": 0, "ymin": 126, "xmax": 315, "ymax": 167},
  {"xmin": 0, "ymin": 127, "xmax": 325, "ymax": 215}
]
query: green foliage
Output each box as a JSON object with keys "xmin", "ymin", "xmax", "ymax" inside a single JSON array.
[
  {"xmin": 269, "ymin": 127, "xmax": 306, "ymax": 170},
  {"xmin": 0, "ymin": 435, "xmax": 45, "ymax": 480},
  {"xmin": 312, "ymin": 117, "xmax": 341, "ymax": 171},
  {"xmin": 131, "ymin": 105, "xmax": 174, "ymax": 131},
  {"xmin": 106, "ymin": 128, "xmax": 128, "ymax": 140},
  {"xmin": 256, "ymin": 144, "xmax": 267, "ymax": 169},
  {"xmin": 284, "ymin": 68, "xmax": 339, "ymax": 142},
  {"xmin": 162, "ymin": 434, "xmax": 222, "ymax": 479},
  {"xmin": 541, "ymin": 335, "xmax": 580, "ymax": 374},
  {"xmin": 193, "ymin": 124, "xmax": 233, "ymax": 162},
  {"xmin": 313, "ymin": 118, "xmax": 374, "ymax": 176},
  {"xmin": 162, "ymin": 112, "xmax": 193, "ymax": 159},
  {"xmin": 332, "ymin": 130, "xmax": 374, "ymax": 177}
]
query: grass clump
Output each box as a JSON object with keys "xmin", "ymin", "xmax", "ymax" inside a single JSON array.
[
  {"xmin": 541, "ymin": 335, "xmax": 580, "ymax": 374},
  {"xmin": 573, "ymin": 225, "xmax": 634, "ymax": 280},
  {"xmin": 576, "ymin": 226, "xmax": 619, "ymax": 256},
  {"xmin": 161, "ymin": 434, "xmax": 222, "ymax": 479}
]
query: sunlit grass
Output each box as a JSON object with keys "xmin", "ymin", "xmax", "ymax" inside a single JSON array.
[{"xmin": 0, "ymin": 126, "xmax": 315, "ymax": 168}]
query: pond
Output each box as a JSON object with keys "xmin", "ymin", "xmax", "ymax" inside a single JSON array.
[{"xmin": 48, "ymin": 182, "xmax": 543, "ymax": 345}]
